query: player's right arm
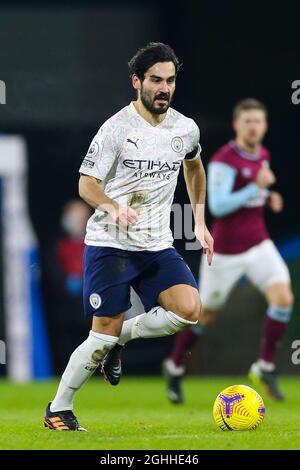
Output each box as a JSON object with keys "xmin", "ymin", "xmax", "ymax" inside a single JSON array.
[
  {"xmin": 78, "ymin": 175, "xmax": 138, "ymax": 227},
  {"xmin": 78, "ymin": 124, "xmax": 138, "ymax": 227},
  {"xmin": 208, "ymin": 162, "xmax": 276, "ymax": 217}
]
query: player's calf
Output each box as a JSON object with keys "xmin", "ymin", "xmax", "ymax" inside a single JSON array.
[
  {"xmin": 48, "ymin": 331, "xmax": 119, "ymax": 418},
  {"xmin": 249, "ymin": 284, "xmax": 294, "ymax": 401},
  {"xmin": 101, "ymin": 305, "xmax": 200, "ymax": 387}
]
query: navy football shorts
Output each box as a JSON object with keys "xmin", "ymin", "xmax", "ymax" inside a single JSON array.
[{"xmin": 83, "ymin": 246, "xmax": 198, "ymax": 317}]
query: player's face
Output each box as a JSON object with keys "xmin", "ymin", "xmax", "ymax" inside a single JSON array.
[
  {"xmin": 233, "ymin": 110, "xmax": 268, "ymax": 147},
  {"xmin": 138, "ymin": 62, "xmax": 176, "ymax": 114}
]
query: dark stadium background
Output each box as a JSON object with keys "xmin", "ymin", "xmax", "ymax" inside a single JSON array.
[{"xmin": 0, "ymin": 0, "xmax": 299, "ymax": 376}]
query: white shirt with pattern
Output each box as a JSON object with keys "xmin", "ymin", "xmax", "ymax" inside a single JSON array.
[{"xmin": 79, "ymin": 102, "xmax": 201, "ymax": 251}]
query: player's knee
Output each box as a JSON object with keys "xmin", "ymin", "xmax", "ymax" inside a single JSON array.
[
  {"xmin": 273, "ymin": 288, "xmax": 294, "ymax": 309},
  {"xmin": 279, "ymin": 290, "xmax": 294, "ymax": 308},
  {"xmin": 92, "ymin": 313, "xmax": 124, "ymax": 337},
  {"xmin": 267, "ymin": 282, "xmax": 294, "ymax": 309},
  {"xmin": 185, "ymin": 297, "xmax": 201, "ymax": 323},
  {"xmin": 172, "ymin": 296, "xmax": 201, "ymax": 323}
]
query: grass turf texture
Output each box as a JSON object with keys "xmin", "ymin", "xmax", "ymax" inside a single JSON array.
[{"xmin": 0, "ymin": 376, "xmax": 299, "ymax": 450}]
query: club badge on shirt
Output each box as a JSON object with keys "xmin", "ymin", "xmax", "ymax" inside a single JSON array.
[
  {"xmin": 171, "ymin": 136, "xmax": 184, "ymax": 153},
  {"xmin": 87, "ymin": 142, "xmax": 99, "ymax": 158}
]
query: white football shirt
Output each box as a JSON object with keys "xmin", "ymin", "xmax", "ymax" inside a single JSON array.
[{"xmin": 79, "ymin": 102, "xmax": 201, "ymax": 251}]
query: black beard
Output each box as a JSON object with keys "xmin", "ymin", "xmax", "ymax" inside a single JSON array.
[{"xmin": 140, "ymin": 89, "xmax": 171, "ymax": 115}]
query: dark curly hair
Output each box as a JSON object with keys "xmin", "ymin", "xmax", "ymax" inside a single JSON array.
[{"xmin": 128, "ymin": 42, "xmax": 182, "ymax": 81}]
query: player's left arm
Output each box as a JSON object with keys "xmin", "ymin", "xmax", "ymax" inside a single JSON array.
[
  {"xmin": 267, "ymin": 190, "xmax": 284, "ymax": 213},
  {"xmin": 183, "ymin": 156, "xmax": 214, "ymax": 265},
  {"xmin": 264, "ymin": 156, "xmax": 283, "ymax": 213}
]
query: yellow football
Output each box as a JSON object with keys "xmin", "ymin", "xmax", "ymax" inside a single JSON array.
[{"xmin": 213, "ymin": 384, "xmax": 265, "ymax": 431}]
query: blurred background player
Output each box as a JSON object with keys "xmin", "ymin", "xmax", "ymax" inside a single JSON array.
[
  {"xmin": 163, "ymin": 98, "xmax": 294, "ymax": 403},
  {"xmin": 43, "ymin": 42, "xmax": 213, "ymax": 431},
  {"xmin": 45, "ymin": 200, "xmax": 91, "ymax": 372}
]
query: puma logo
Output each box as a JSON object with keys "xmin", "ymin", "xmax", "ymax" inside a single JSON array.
[
  {"xmin": 127, "ymin": 138, "xmax": 139, "ymax": 149},
  {"xmin": 151, "ymin": 307, "xmax": 160, "ymax": 316}
]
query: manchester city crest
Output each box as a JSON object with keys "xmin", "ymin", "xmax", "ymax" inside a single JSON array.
[
  {"xmin": 89, "ymin": 293, "xmax": 102, "ymax": 309},
  {"xmin": 171, "ymin": 136, "xmax": 184, "ymax": 153}
]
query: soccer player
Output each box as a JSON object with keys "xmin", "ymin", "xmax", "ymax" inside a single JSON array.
[
  {"xmin": 163, "ymin": 98, "xmax": 294, "ymax": 403},
  {"xmin": 43, "ymin": 42, "xmax": 214, "ymax": 431}
]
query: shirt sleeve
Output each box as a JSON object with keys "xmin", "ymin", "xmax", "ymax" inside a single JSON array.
[
  {"xmin": 184, "ymin": 122, "xmax": 202, "ymax": 161},
  {"xmin": 79, "ymin": 123, "xmax": 122, "ymax": 181},
  {"xmin": 208, "ymin": 162, "xmax": 260, "ymax": 217}
]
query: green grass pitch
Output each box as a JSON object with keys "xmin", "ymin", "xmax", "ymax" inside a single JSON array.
[{"xmin": 0, "ymin": 376, "xmax": 299, "ymax": 450}]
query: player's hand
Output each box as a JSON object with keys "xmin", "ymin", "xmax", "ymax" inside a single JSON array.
[
  {"xmin": 256, "ymin": 168, "xmax": 276, "ymax": 189},
  {"xmin": 268, "ymin": 191, "xmax": 284, "ymax": 213},
  {"xmin": 115, "ymin": 205, "xmax": 138, "ymax": 227},
  {"xmin": 107, "ymin": 203, "xmax": 138, "ymax": 227},
  {"xmin": 194, "ymin": 224, "xmax": 214, "ymax": 266}
]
